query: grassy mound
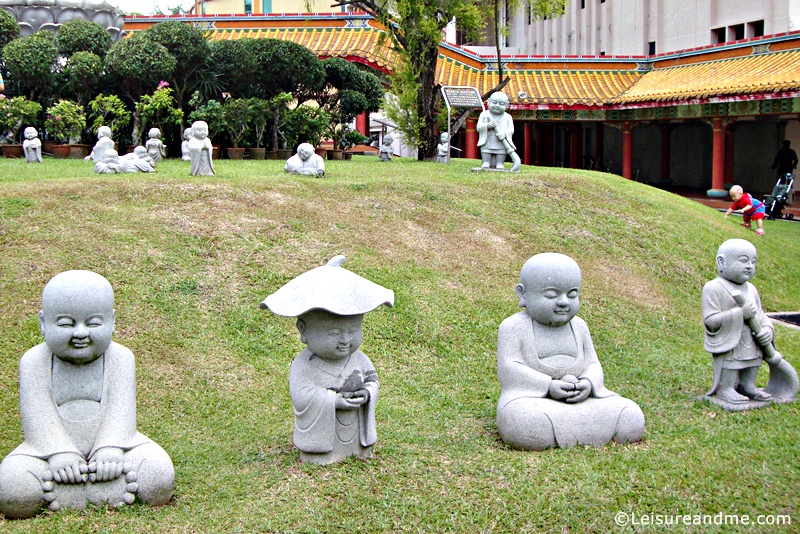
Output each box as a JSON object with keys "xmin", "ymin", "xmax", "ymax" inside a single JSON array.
[{"xmin": 0, "ymin": 157, "xmax": 797, "ymax": 532}]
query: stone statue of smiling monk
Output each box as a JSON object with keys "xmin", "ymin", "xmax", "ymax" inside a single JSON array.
[
  {"xmin": 261, "ymin": 256, "xmax": 394, "ymax": 465},
  {"xmin": 0, "ymin": 270, "xmax": 174, "ymax": 519},
  {"xmin": 496, "ymin": 253, "xmax": 645, "ymax": 450}
]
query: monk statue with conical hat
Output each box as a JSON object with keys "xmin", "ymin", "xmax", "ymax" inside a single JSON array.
[{"xmin": 261, "ymin": 256, "xmax": 394, "ymax": 465}]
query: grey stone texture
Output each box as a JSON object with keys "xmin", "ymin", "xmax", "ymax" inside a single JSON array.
[
  {"xmin": 0, "ymin": 270, "xmax": 174, "ymax": 518},
  {"xmin": 0, "ymin": 0, "xmax": 124, "ymax": 40},
  {"xmin": 284, "ymin": 143, "xmax": 325, "ymax": 176},
  {"xmin": 261, "ymin": 256, "xmax": 393, "ymax": 464},
  {"xmin": 476, "ymin": 92, "xmax": 521, "ymax": 172},
  {"xmin": 702, "ymin": 239, "xmax": 798, "ymax": 411},
  {"xmin": 22, "ymin": 127, "xmax": 42, "ymax": 163},
  {"xmin": 496, "ymin": 253, "xmax": 645, "ymax": 450},
  {"xmin": 188, "ymin": 121, "xmax": 214, "ymax": 176}
]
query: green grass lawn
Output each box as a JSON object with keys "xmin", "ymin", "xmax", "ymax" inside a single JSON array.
[{"xmin": 0, "ymin": 156, "xmax": 798, "ymax": 533}]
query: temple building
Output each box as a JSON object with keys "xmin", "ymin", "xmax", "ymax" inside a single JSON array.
[{"xmin": 126, "ymin": 1, "xmax": 800, "ymax": 196}]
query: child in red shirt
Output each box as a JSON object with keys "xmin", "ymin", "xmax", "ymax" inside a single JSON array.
[{"xmin": 725, "ymin": 185, "xmax": 766, "ymax": 235}]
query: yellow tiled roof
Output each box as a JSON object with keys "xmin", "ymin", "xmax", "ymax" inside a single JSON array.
[
  {"xmin": 615, "ymin": 50, "xmax": 800, "ymax": 103},
  {"xmin": 421, "ymin": 57, "xmax": 642, "ymax": 106},
  {"xmin": 206, "ymin": 26, "xmax": 397, "ymax": 71}
]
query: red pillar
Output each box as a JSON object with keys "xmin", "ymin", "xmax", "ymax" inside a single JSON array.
[
  {"xmin": 539, "ymin": 124, "xmax": 554, "ymax": 167},
  {"xmin": 659, "ymin": 124, "xmax": 671, "ymax": 182},
  {"xmin": 465, "ymin": 117, "xmax": 478, "ymax": 160},
  {"xmin": 569, "ymin": 123, "xmax": 583, "ymax": 168},
  {"xmin": 594, "ymin": 124, "xmax": 604, "ymax": 170},
  {"xmin": 708, "ymin": 117, "xmax": 727, "ymax": 197},
  {"xmin": 621, "ymin": 122, "xmax": 633, "ymax": 179},
  {"xmin": 724, "ymin": 125, "xmax": 735, "ymax": 186},
  {"xmin": 523, "ymin": 123, "xmax": 533, "ymax": 165},
  {"xmin": 355, "ymin": 112, "xmax": 368, "ymax": 136}
]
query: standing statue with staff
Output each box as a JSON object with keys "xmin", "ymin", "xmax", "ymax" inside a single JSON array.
[{"xmin": 476, "ymin": 92, "xmax": 521, "ymax": 172}]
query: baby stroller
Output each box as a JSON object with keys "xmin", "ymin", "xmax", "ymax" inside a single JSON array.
[{"xmin": 763, "ymin": 173, "xmax": 795, "ymax": 220}]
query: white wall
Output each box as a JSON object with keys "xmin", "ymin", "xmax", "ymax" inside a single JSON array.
[{"xmin": 507, "ymin": 0, "xmax": 799, "ymax": 56}]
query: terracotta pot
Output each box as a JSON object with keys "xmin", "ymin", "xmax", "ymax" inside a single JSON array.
[
  {"xmin": 69, "ymin": 144, "xmax": 90, "ymax": 158},
  {"xmin": 343, "ymin": 151, "xmax": 353, "ymax": 160},
  {"xmin": 212, "ymin": 145, "xmax": 221, "ymax": 160},
  {"xmin": 327, "ymin": 149, "xmax": 344, "ymax": 160},
  {"xmin": 3, "ymin": 144, "xmax": 23, "ymax": 158},
  {"xmin": 51, "ymin": 144, "xmax": 71, "ymax": 159},
  {"xmin": 265, "ymin": 150, "xmax": 278, "ymax": 160},
  {"xmin": 314, "ymin": 147, "xmax": 327, "ymax": 158},
  {"xmin": 42, "ymin": 140, "xmax": 57, "ymax": 154},
  {"xmin": 227, "ymin": 147, "xmax": 246, "ymax": 160},
  {"xmin": 125, "ymin": 145, "xmax": 137, "ymax": 154},
  {"xmin": 248, "ymin": 147, "xmax": 266, "ymax": 160},
  {"xmin": 277, "ymin": 149, "xmax": 292, "ymax": 159}
]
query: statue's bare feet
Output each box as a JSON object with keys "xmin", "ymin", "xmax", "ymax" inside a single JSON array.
[
  {"xmin": 40, "ymin": 470, "xmax": 60, "ymax": 512},
  {"xmin": 115, "ymin": 463, "xmax": 138, "ymax": 508}
]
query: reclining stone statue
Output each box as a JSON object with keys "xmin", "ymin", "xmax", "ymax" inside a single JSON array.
[
  {"xmin": 496, "ymin": 253, "xmax": 645, "ymax": 450},
  {"xmin": 0, "ymin": 270, "xmax": 175, "ymax": 518}
]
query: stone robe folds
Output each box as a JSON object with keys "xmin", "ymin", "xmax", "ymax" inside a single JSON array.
[
  {"xmin": 496, "ymin": 312, "xmax": 643, "ymax": 450},
  {"xmin": 289, "ymin": 348, "xmax": 378, "ymax": 461},
  {"xmin": 189, "ymin": 137, "xmax": 214, "ymax": 176},
  {"xmin": 702, "ymin": 277, "xmax": 772, "ymax": 395},
  {"xmin": 284, "ymin": 154, "xmax": 325, "ymax": 175},
  {"xmin": 9, "ymin": 342, "xmax": 150, "ymax": 461},
  {"xmin": 476, "ymin": 111, "xmax": 516, "ymax": 154}
]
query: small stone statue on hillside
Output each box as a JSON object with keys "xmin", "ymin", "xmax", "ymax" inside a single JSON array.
[
  {"xmin": 85, "ymin": 126, "xmax": 114, "ymax": 163},
  {"xmin": 436, "ymin": 132, "xmax": 450, "ymax": 163},
  {"xmin": 188, "ymin": 121, "xmax": 214, "ymax": 176},
  {"xmin": 496, "ymin": 253, "xmax": 645, "ymax": 450},
  {"xmin": 22, "ymin": 127, "xmax": 42, "ymax": 163},
  {"xmin": 0, "ymin": 270, "xmax": 175, "ymax": 518},
  {"xmin": 261, "ymin": 256, "xmax": 394, "ymax": 465},
  {"xmin": 702, "ymin": 239, "xmax": 798, "ymax": 411},
  {"xmin": 284, "ymin": 143, "xmax": 325, "ymax": 176},
  {"xmin": 379, "ymin": 134, "xmax": 393, "ymax": 162},
  {"xmin": 476, "ymin": 92, "xmax": 521, "ymax": 172},
  {"xmin": 145, "ymin": 128, "xmax": 165, "ymax": 164},
  {"xmin": 181, "ymin": 127, "xmax": 192, "ymax": 161}
]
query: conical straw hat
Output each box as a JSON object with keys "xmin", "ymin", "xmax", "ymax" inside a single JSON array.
[{"xmin": 260, "ymin": 255, "xmax": 394, "ymax": 317}]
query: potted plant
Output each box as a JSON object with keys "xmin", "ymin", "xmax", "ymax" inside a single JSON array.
[
  {"xmin": 247, "ymin": 98, "xmax": 271, "ymax": 160},
  {"xmin": 188, "ymin": 91, "xmax": 225, "ymax": 159},
  {"xmin": 136, "ymin": 82, "xmax": 183, "ymax": 152},
  {"xmin": 44, "ymin": 99, "xmax": 86, "ymax": 157},
  {"xmin": 268, "ymin": 92, "xmax": 294, "ymax": 159},
  {"xmin": 340, "ymin": 128, "xmax": 370, "ymax": 160},
  {"xmin": 221, "ymin": 95, "xmax": 253, "ymax": 159},
  {"xmin": 87, "ymin": 93, "xmax": 131, "ymax": 151},
  {"xmin": 284, "ymin": 105, "xmax": 330, "ymax": 159},
  {"xmin": 0, "ymin": 95, "xmax": 42, "ymax": 158}
]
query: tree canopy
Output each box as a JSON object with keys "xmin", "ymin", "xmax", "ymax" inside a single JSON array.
[
  {"xmin": 245, "ymin": 38, "xmax": 325, "ymax": 102},
  {"xmin": 56, "ymin": 19, "xmax": 112, "ymax": 59},
  {"xmin": 105, "ymin": 32, "xmax": 176, "ymax": 103},
  {"xmin": 2, "ymin": 32, "xmax": 58, "ymax": 101},
  {"xmin": 144, "ymin": 20, "xmax": 210, "ymax": 110},
  {"xmin": 332, "ymin": 0, "xmax": 482, "ymax": 159},
  {"xmin": 0, "ymin": 9, "xmax": 20, "ymax": 52}
]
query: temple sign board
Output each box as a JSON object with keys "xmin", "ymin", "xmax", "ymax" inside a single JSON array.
[{"xmin": 440, "ymin": 86, "xmax": 484, "ymax": 163}]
